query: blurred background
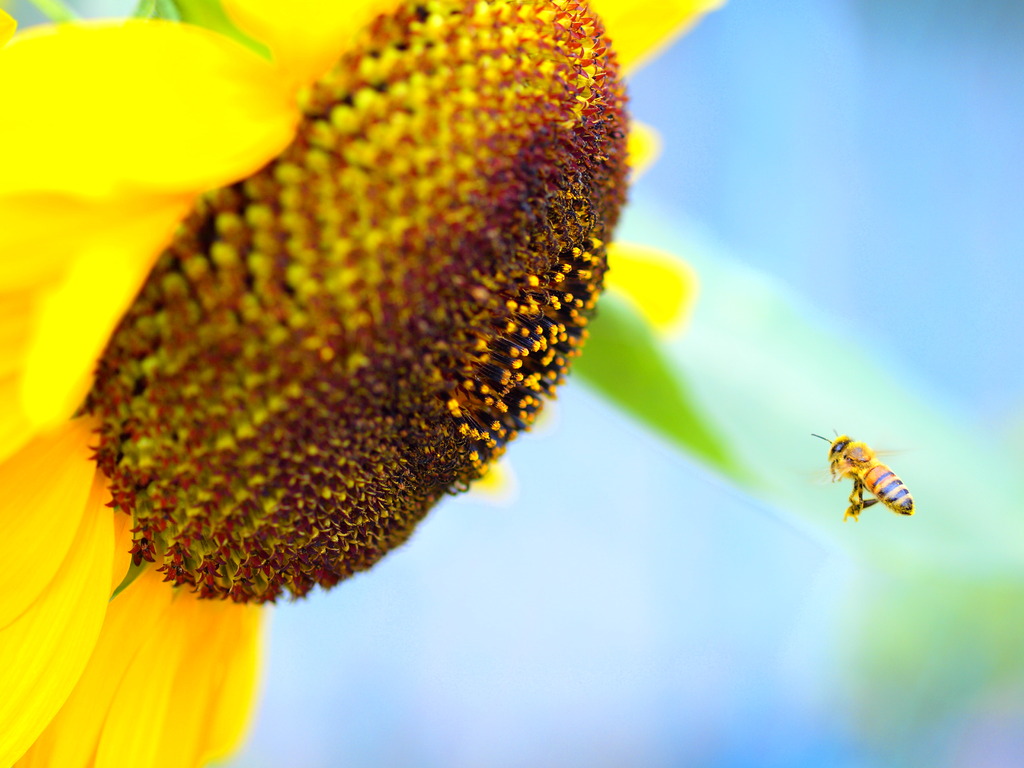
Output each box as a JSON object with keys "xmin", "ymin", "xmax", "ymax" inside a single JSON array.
[{"xmin": 13, "ymin": 0, "xmax": 1024, "ymax": 765}]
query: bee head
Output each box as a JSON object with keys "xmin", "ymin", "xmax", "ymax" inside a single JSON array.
[
  {"xmin": 830, "ymin": 436, "xmax": 852, "ymax": 456},
  {"xmin": 812, "ymin": 432, "xmax": 850, "ymax": 456}
]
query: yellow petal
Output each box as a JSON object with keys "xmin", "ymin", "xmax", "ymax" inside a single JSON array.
[
  {"xmin": 0, "ymin": 418, "xmax": 100, "ymax": 629},
  {"xmin": 13, "ymin": 568, "xmax": 170, "ymax": 768},
  {"xmin": 92, "ymin": 586, "xmax": 192, "ymax": 767},
  {"xmin": 0, "ymin": 290, "xmax": 37, "ymax": 463},
  {"xmin": 223, "ymin": 0, "xmax": 399, "ymax": 88},
  {"xmin": 16, "ymin": 568, "xmax": 264, "ymax": 768},
  {"xmin": 109, "ymin": 509, "xmax": 134, "ymax": 596},
  {"xmin": 0, "ymin": 19, "xmax": 299, "ymax": 199},
  {"xmin": 591, "ymin": 0, "xmax": 725, "ymax": 73},
  {"xmin": 15, "ymin": 195, "xmax": 190, "ymax": 435},
  {"xmin": 605, "ymin": 241, "xmax": 699, "ymax": 335},
  {"xmin": 0, "ymin": 469, "xmax": 114, "ymax": 766},
  {"xmin": 628, "ymin": 120, "xmax": 662, "ymax": 180},
  {"xmin": 0, "ymin": 193, "xmax": 190, "ymax": 444},
  {"xmin": 170, "ymin": 595, "xmax": 264, "ymax": 764},
  {"xmin": 470, "ymin": 459, "xmax": 518, "ymax": 506},
  {"xmin": 1, "ymin": 10, "xmax": 15, "ymax": 47},
  {"xmin": 2, "ymin": 18, "xmax": 301, "ymax": 441},
  {"xmin": 0, "ymin": 286, "xmax": 35, "ymax": 379}
]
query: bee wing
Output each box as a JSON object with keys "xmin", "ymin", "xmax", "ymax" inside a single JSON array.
[
  {"xmin": 807, "ymin": 468, "xmax": 834, "ymax": 485},
  {"xmin": 872, "ymin": 448, "xmax": 906, "ymax": 458}
]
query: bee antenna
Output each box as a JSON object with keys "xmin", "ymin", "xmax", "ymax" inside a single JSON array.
[{"xmin": 810, "ymin": 433, "xmax": 832, "ymax": 443}]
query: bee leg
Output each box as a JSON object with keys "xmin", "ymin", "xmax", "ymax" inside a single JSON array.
[{"xmin": 844, "ymin": 480, "xmax": 865, "ymax": 522}]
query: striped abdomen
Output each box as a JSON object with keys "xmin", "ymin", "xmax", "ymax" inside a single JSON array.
[{"xmin": 863, "ymin": 463, "xmax": 914, "ymax": 515}]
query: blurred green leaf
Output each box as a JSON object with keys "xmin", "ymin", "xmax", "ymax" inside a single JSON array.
[
  {"xmin": 171, "ymin": 0, "xmax": 269, "ymax": 57},
  {"xmin": 26, "ymin": 0, "xmax": 76, "ymax": 22},
  {"xmin": 576, "ymin": 290, "xmax": 747, "ymax": 483},
  {"xmin": 133, "ymin": 0, "xmax": 180, "ymax": 20}
]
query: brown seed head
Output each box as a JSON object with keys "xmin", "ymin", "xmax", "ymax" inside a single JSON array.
[{"xmin": 85, "ymin": 0, "xmax": 629, "ymax": 602}]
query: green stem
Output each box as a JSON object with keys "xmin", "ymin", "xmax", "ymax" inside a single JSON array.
[
  {"xmin": 27, "ymin": 0, "xmax": 78, "ymax": 22},
  {"xmin": 134, "ymin": 0, "xmax": 182, "ymax": 20},
  {"xmin": 133, "ymin": 0, "xmax": 157, "ymax": 17}
]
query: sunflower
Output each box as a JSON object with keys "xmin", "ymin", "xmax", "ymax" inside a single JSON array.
[{"xmin": 0, "ymin": 0, "xmax": 719, "ymax": 764}]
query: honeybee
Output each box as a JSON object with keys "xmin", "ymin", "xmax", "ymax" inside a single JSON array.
[{"xmin": 813, "ymin": 433, "xmax": 914, "ymax": 522}]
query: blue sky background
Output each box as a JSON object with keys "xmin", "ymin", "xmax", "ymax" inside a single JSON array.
[{"xmin": 628, "ymin": 0, "xmax": 1024, "ymax": 428}]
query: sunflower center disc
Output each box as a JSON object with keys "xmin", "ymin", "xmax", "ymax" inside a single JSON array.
[{"xmin": 86, "ymin": 0, "xmax": 628, "ymax": 602}]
